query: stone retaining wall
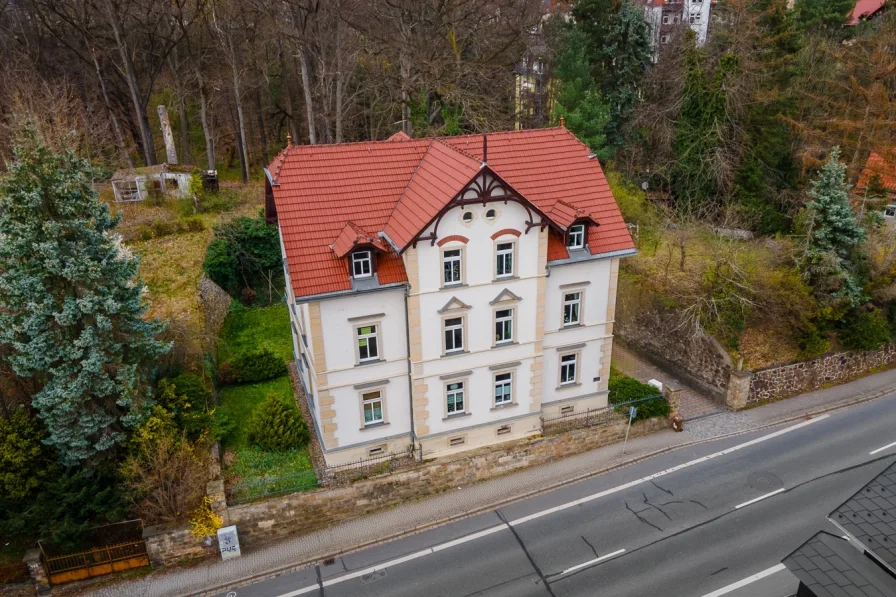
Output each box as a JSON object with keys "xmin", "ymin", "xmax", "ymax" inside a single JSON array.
[
  {"xmin": 746, "ymin": 344, "xmax": 896, "ymax": 405},
  {"xmin": 616, "ymin": 297, "xmax": 732, "ymax": 399},
  {"xmin": 143, "ymin": 414, "xmax": 669, "ymax": 566}
]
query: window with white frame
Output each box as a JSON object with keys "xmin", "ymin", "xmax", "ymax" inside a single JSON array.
[
  {"xmin": 446, "ymin": 381, "xmax": 465, "ymax": 414},
  {"xmin": 352, "ymin": 251, "xmax": 372, "ymax": 278},
  {"xmin": 443, "ymin": 249, "xmax": 462, "ymax": 285},
  {"xmin": 444, "ymin": 317, "xmax": 464, "ymax": 353},
  {"xmin": 356, "ymin": 324, "xmax": 379, "ymax": 362},
  {"xmin": 560, "ymin": 354, "xmax": 577, "ymax": 385},
  {"xmin": 495, "ymin": 309, "xmax": 513, "ymax": 344},
  {"xmin": 567, "ymin": 224, "xmax": 585, "ymax": 249},
  {"xmin": 885, "ymin": 205, "xmax": 896, "ymax": 218},
  {"xmin": 496, "ymin": 242, "xmax": 514, "ymax": 278},
  {"xmin": 494, "ymin": 372, "xmax": 512, "ymax": 405},
  {"xmin": 563, "ymin": 292, "xmax": 581, "ymax": 326},
  {"xmin": 662, "ymin": 15, "xmax": 670, "ymax": 24},
  {"xmin": 661, "ymin": 34, "xmax": 671, "ymax": 43},
  {"xmin": 362, "ymin": 391, "xmax": 384, "ymax": 425}
]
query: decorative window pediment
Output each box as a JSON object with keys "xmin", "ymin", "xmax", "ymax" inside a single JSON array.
[
  {"xmin": 438, "ymin": 296, "xmax": 472, "ymax": 314},
  {"xmin": 489, "ymin": 288, "xmax": 522, "ymax": 306}
]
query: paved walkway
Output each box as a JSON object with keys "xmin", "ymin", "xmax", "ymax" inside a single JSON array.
[
  {"xmin": 612, "ymin": 344, "xmax": 726, "ymax": 420},
  {"xmin": 77, "ymin": 367, "xmax": 896, "ymax": 597}
]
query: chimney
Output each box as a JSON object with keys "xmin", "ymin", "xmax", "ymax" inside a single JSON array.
[{"xmin": 157, "ymin": 105, "xmax": 178, "ymax": 164}]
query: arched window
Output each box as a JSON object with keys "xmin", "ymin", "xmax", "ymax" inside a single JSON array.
[
  {"xmin": 485, "ymin": 209, "xmax": 496, "ymax": 221},
  {"xmin": 463, "ymin": 211, "xmax": 473, "ymax": 222}
]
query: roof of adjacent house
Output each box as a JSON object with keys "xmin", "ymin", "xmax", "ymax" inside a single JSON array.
[
  {"xmin": 848, "ymin": 0, "xmax": 887, "ymax": 25},
  {"xmin": 111, "ymin": 163, "xmax": 193, "ymax": 180},
  {"xmin": 268, "ymin": 127, "xmax": 635, "ymax": 300},
  {"xmin": 829, "ymin": 462, "xmax": 896, "ymax": 569},
  {"xmin": 783, "ymin": 531, "xmax": 896, "ymax": 597},
  {"xmin": 858, "ymin": 152, "xmax": 896, "ymax": 192}
]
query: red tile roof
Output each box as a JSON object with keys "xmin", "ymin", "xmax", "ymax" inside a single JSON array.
[
  {"xmin": 858, "ymin": 152, "xmax": 896, "ymax": 192},
  {"xmin": 547, "ymin": 231, "xmax": 570, "ymax": 261},
  {"xmin": 330, "ymin": 222, "xmax": 387, "ymax": 258},
  {"xmin": 848, "ymin": 0, "xmax": 886, "ymax": 25},
  {"xmin": 269, "ymin": 127, "xmax": 634, "ymax": 300}
]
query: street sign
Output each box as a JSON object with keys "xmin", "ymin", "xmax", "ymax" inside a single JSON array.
[
  {"xmin": 629, "ymin": 406, "xmax": 637, "ymax": 419},
  {"xmin": 623, "ymin": 406, "xmax": 638, "ymax": 454},
  {"xmin": 217, "ymin": 525, "xmax": 241, "ymax": 561}
]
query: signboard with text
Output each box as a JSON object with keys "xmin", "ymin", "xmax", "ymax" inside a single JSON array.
[{"xmin": 217, "ymin": 525, "xmax": 241, "ymax": 561}]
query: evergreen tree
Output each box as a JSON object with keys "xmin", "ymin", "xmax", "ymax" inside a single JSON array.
[
  {"xmin": 802, "ymin": 147, "xmax": 866, "ymax": 306},
  {"xmin": 0, "ymin": 130, "xmax": 168, "ymax": 465},
  {"xmin": 597, "ymin": 0, "xmax": 653, "ymax": 151},
  {"xmin": 794, "ymin": 0, "xmax": 854, "ymax": 33},
  {"xmin": 247, "ymin": 395, "xmax": 309, "ymax": 452},
  {"xmin": 553, "ymin": 26, "xmax": 611, "ymax": 157},
  {"xmin": 672, "ymin": 31, "xmax": 738, "ymax": 214}
]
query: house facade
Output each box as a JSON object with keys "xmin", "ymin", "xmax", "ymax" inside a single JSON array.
[{"xmin": 265, "ymin": 127, "xmax": 635, "ymax": 466}]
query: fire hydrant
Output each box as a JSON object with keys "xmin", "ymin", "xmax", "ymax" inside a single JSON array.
[{"xmin": 671, "ymin": 414, "xmax": 684, "ymax": 432}]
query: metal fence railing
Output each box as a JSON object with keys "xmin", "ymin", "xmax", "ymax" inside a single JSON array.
[{"xmin": 541, "ymin": 395, "xmax": 666, "ymax": 435}]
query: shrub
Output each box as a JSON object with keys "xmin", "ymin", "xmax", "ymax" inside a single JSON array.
[
  {"xmin": 230, "ymin": 348, "xmax": 287, "ymax": 384},
  {"xmin": 838, "ymin": 308, "xmax": 891, "ymax": 351},
  {"xmin": 188, "ymin": 496, "xmax": 222, "ymax": 539},
  {"xmin": 180, "ymin": 216, "xmax": 206, "ymax": 232},
  {"xmin": 216, "ymin": 361, "xmax": 235, "ymax": 385},
  {"xmin": 204, "ymin": 237, "xmax": 238, "ymax": 291},
  {"xmin": 247, "ymin": 395, "xmax": 309, "ymax": 452},
  {"xmin": 241, "ymin": 287, "xmax": 257, "ymax": 305},
  {"xmin": 151, "ymin": 219, "xmax": 177, "ymax": 237},
  {"xmin": 157, "ymin": 374, "xmax": 214, "ymax": 438},
  {"xmin": 134, "ymin": 225, "xmax": 154, "ymax": 241},
  {"xmin": 212, "ymin": 406, "xmax": 237, "ymax": 443},
  {"xmin": 797, "ymin": 323, "xmax": 830, "ymax": 359},
  {"xmin": 608, "ymin": 366, "xmax": 669, "ymax": 421}
]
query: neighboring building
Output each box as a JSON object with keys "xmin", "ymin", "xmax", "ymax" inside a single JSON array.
[
  {"xmin": 110, "ymin": 164, "xmax": 193, "ymax": 202},
  {"xmin": 782, "ymin": 461, "xmax": 896, "ymax": 596},
  {"xmin": 857, "ymin": 151, "xmax": 896, "ymax": 218},
  {"xmin": 638, "ymin": 0, "xmax": 715, "ymax": 58},
  {"xmin": 265, "ymin": 127, "xmax": 635, "ymax": 466},
  {"xmin": 848, "ymin": 0, "xmax": 888, "ymax": 25},
  {"xmin": 513, "ymin": 40, "xmax": 553, "ymax": 130}
]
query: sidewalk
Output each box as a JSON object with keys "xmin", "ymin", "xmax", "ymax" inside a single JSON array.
[
  {"xmin": 612, "ymin": 344, "xmax": 726, "ymax": 420},
  {"xmin": 78, "ymin": 367, "xmax": 896, "ymax": 597}
]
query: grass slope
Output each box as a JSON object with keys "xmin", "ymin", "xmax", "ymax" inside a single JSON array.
[{"xmin": 217, "ymin": 303, "xmax": 293, "ymax": 364}]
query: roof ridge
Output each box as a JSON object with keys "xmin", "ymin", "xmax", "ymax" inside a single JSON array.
[
  {"xmin": 432, "ymin": 137, "xmax": 483, "ymax": 165},
  {"xmin": 383, "ymin": 140, "xmax": 437, "ymax": 234}
]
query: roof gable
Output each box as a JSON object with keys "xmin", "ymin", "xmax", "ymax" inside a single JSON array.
[{"xmin": 330, "ymin": 222, "xmax": 387, "ymax": 258}]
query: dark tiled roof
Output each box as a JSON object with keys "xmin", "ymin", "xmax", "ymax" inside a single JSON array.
[
  {"xmin": 830, "ymin": 462, "xmax": 896, "ymax": 569},
  {"xmin": 783, "ymin": 531, "xmax": 896, "ymax": 597}
]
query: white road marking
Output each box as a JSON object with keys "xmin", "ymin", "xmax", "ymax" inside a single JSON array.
[
  {"xmin": 272, "ymin": 415, "xmax": 828, "ymax": 597},
  {"xmin": 559, "ymin": 549, "xmax": 626, "ymax": 576},
  {"xmin": 699, "ymin": 563, "xmax": 787, "ymax": 597},
  {"xmin": 734, "ymin": 488, "xmax": 786, "ymax": 510},
  {"xmin": 869, "ymin": 440, "xmax": 896, "ymax": 455}
]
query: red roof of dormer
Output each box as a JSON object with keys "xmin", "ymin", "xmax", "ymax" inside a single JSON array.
[
  {"xmin": 330, "ymin": 222, "xmax": 388, "ymax": 258},
  {"xmin": 269, "ymin": 127, "xmax": 634, "ymax": 300}
]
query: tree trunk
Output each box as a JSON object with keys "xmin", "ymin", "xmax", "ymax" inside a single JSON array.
[
  {"xmin": 335, "ymin": 15, "xmax": 344, "ymax": 143},
  {"xmin": 298, "ymin": 46, "xmax": 317, "ymax": 145},
  {"xmin": 224, "ymin": 29, "xmax": 250, "ymax": 182},
  {"xmin": 278, "ymin": 39, "xmax": 300, "ymax": 142},
  {"xmin": 196, "ymin": 68, "xmax": 215, "ymax": 171},
  {"xmin": 91, "ymin": 48, "xmax": 134, "ymax": 169},
  {"xmin": 104, "ymin": 0, "xmax": 157, "ymax": 165},
  {"xmin": 254, "ymin": 88, "xmax": 269, "ymax": 165},
  {"xmin": 226, "ymin": 93, "xmax": 248, "ymax": 183},
  {"xmin": 400, "ymin": 52, "xmax": 411, "ymax": 135},
  {"xmin": 169, "ymin": 48, "xmax": 192, "ymax": 164}
]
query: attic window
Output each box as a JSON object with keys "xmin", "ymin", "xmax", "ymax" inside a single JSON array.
[
  {"xmin": 485, "ymin": 209, "xmax": 496, "ymax": 221},
  {"xmin": 463, "ymin": 211, "xmax": 473, "ymax": 222},
  {"xmin": 567, "ymin": 224, "xmax": 585, "ymax": 249},
  {"xmin": 352, "ymin": 250, "xmax": 372, "ymax": 278}
]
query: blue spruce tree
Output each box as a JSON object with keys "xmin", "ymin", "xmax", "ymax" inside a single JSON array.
[
  {"xmin": 0, "ymin": 131, "xmax": 168, "ymax": 465},
  {"xmin": 802, "ymin": 147, "xmax": 866, "ymax": 307}
]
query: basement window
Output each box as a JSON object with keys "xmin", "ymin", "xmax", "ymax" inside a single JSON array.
[
  {"xmin": 561, "ymin": 405, "xmax": 575, "ymax": 415},
  {"xmin": 367, "ymin": 445, "xmax": 386, "ymax": 457},
  {"xmin": 449, "ymin": 436, "xmax": 466, "ymax": 447},
  {"xmin": 497, "ymin": 425, "xmax": 512, "ymax": 436}
]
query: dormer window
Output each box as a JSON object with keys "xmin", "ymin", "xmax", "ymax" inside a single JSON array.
[
  {"xmin": 352, "ymin": 250, "xmax": 372, "ymax": 278},
  {"xmin": 567, "ymin": 224, "xmax": 585, "ymax": 250}
]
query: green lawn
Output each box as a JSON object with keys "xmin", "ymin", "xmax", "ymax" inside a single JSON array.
[
  {"xmin": 218, "ymin": 375, "xmax": 295, "ymax": 449},
  {"xmin": 217, "ymin": 302, "xmax": 293, "ymax": 364}
]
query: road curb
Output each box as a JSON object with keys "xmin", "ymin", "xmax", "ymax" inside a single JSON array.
[{"xmin": 174, "ymin": 387, "xmax": 895, "ymax": 597}]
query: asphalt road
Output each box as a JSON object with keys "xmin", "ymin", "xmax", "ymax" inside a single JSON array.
[{"xmin": 216, "ymin": 395, "xmax": 896, "ymax": 597}]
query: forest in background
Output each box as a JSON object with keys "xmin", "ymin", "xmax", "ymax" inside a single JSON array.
[{"xmin": 0, "ymin": 0, "xmax": 546, "ymax": 180}]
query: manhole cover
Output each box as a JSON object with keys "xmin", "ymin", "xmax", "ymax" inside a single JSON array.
[{"xmin": 748, "ymin": 471, "xmax": 783, "ymax": 492}]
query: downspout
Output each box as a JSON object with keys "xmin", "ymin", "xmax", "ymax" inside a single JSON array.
[{"xmin": 404, "ymin": 285, "xmax": 417, "ymax": 451}]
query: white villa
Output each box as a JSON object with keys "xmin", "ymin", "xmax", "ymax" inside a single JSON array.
[{"xmin": 265, "ymin": 127, "xmax": 635, "ymax": 466}]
